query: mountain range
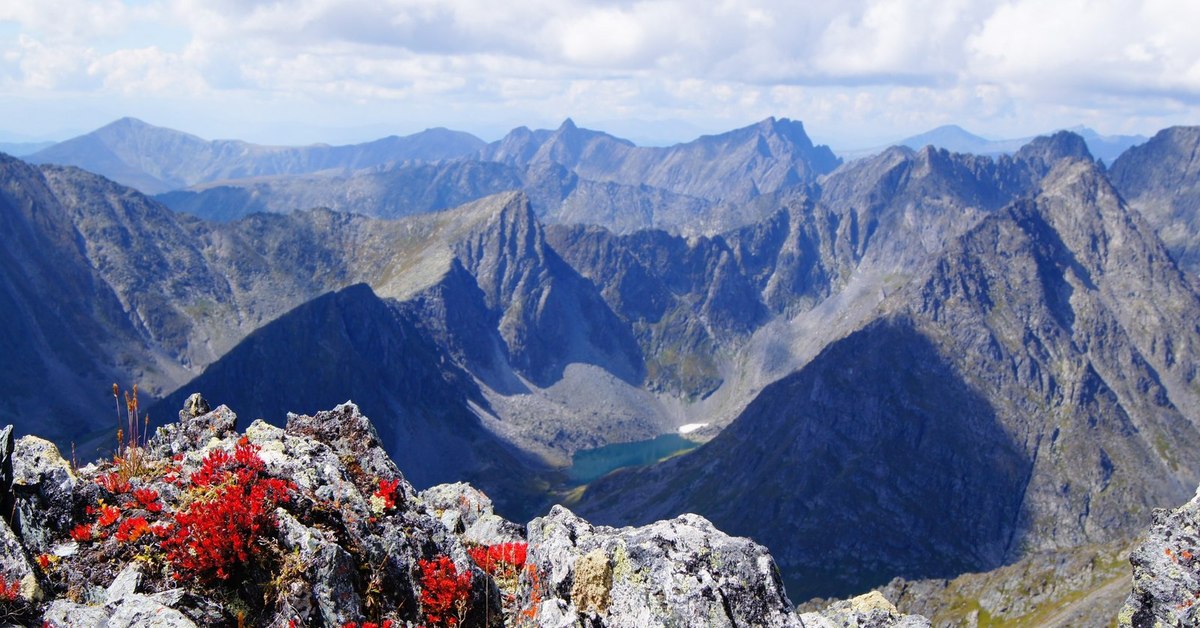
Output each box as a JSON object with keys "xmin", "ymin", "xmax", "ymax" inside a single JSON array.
[
  {"xmin": 26, "ymin": 117, "xmax": 486, "ymax": 194},
  {"xmin": 3, "ymin": 115, "xmax": 1200, "ymax": 615},
  {"xmin": 840, "ymin": 124, "xmax": 1146, "ymax": 164}
]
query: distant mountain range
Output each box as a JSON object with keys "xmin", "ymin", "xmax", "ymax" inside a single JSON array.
[
  {"xmin": 26, "ymin": 117, "xmax": 486, "ymax": 194},
  {"xmin": 155, "ymin": 116, "xmax": 840, "ymax": 236},
  {"xmin": 3, "ymin": 116, "xmax": 1200, "ymax": 611},
  {"xmin": 840, "ymin": 124, "xmax": 1145, "ymax": 164},
  {"xmin": 0, "ymin": 141, "xmax": 55, "ymax": 156}
]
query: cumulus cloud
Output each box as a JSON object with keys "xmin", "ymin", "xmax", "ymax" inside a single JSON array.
[{"xmin": 0, "ymin": 0, "xmax": 1196, "ymax": 145}]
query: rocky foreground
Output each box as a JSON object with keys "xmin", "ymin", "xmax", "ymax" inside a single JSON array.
[
  {"xmin": 0, "ymin": 398, "xmax": 1191, "ymax": 627},
  {"xmin": 0, "ymin": 398, "xmax": 929, "ymax": 627},
  {"xmin": 1119, "ymin": 484, "xmax": 1200, "ymax": 627}
]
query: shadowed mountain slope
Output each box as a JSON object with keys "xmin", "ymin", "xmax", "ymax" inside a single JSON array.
[{"xmin": 578, "ymin": 160, "xmax": 1200, "ymax": 600}]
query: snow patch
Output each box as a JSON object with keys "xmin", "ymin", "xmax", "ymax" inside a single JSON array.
[{"xmin": 678, "ymin": 423, "xmax": 709, "ymax": 434}]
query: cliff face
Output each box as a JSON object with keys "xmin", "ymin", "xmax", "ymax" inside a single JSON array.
[
  {"xmin": 578, "ymin": 160, "xmax": 1200, "ymax": 599},
  {"xmin": 0, "ymin": 400, "xmax": 929, "ymax": 627},
  {"xmin": 1109, "ymin": 126, "xmax": 1200, "ymax": 277}
]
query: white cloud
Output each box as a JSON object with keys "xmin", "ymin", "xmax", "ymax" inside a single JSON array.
[{"xmin": 0, "ymin": 0, "xmax": 1196, "ymax": 146}]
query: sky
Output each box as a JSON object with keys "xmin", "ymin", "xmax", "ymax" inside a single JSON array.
[{"xmin": 1, "ymin": 0, "xmax": 1198, "ymax": 149}]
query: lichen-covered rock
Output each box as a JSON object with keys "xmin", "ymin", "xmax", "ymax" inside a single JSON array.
[
  {"xmin": 10, "ymin": 435, "xmax": 76, "ymax": 555},
  {"xmin": 423, "ymin": 482, "xmax": 526, "ymax": 546},
  {"xmin": 1119, "ymin": 487, "xmax": 1200, "ymax": 627},
  {"xmin": 522, "ymin": 505, "xmax": 802, "ymax": 627},
  {"xmin": 148, "ymin": 401, "xmax": 237, "ymax": 458},
  {"xmin": 275, "ymin": 509, "xmax": 362, "ymax": 626},
  {"xmin": 799, "ymin": 591, "xmax": 932, "ymax": 628}
]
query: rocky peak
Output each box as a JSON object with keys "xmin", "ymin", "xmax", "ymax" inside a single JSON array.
[
  {"xmin": 1108, "ymin": 125, "xmax": 1200, "ymax": 276},
  {"xmin": 1013, "ymin": 130, "xmax": 1094, "ymax": 174}
]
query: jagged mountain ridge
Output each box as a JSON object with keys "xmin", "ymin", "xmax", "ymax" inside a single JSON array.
[
  {"xmin": 1109, "ymin": 125, "xmax": 1200, "ymax": 277},
  {"xmin": 154, "ymin": 117, "xmax": 839, "ymax": 237},
  {"xmin": 841, "ymin": 125, "xmax": 1145, "ymax": 164},
  {"xmin": 577, "ymin": 159, "xmax": 1200, "ymax": 600},
  {"xmin": 483, "ymin": 117, "xmax": 841, "ymax": 204},
  {"xmin": 28, "ymin": 117, "xmax": 486, "ymax": 194}
]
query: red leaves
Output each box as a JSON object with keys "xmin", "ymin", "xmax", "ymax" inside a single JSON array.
[
  {"xmin": 160, "ymin": 440, "xmax": 293, "ymax": 583},
  {"xmin": 418, "ymin": 555, "xmax": 472, "ymax": 627},
  {"xmin": 115, "ymin": 517, "xmax": 150, "ymax": 543},
  {"xmin": 371, "ymin": 478, "xmax": 401, "ymax": 512},
  {"xmin": 0, "ymin": 574, "xmax": 19, "ymax": 601},
  {"xmin": 132, "ymin": 488, "xmax": 162, "ymax": 512},
  {"xmin": 96, "ymin": 505, "xmax": 121, "ymax": 528},
  {"xmin": 69, "ymin": 524, "xmax": 93, "ymax": 542},
  {"xmin": 467, "ymin": 542, "xmax": 527, "ymax": 578},
  {"xmin": 95, "ymin": 472, "xmax": 130, "ymax": 495}
]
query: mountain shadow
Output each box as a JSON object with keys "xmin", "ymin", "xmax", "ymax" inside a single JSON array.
[
  {"xmin": 152, "ymin": 283, "xmax": 555, "ymax": 521},
  {"xmin": 579, "ymin": 317, "xmax": 1030, "ymax": 600}
]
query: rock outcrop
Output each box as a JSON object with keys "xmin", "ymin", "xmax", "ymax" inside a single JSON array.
[
  {"xmin": 1, "ymin": 397, "xmax": 924, "ymax": 627},
  {"xmin": 1119, "ymin": 486, "xmax": 1200, "ymax": 627}
]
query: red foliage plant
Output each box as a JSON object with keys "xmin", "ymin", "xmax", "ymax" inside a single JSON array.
[
  {"xmin": 115, "ymin": 517, "xmax": 150, "ymax": 543},
  {"xmin": 96, "ymin": 505, "xmax": 121, "ymax": 528},
  {"xmin": 371, "ymin": 478, "xmax": 401, "ymax": 512},
  {"xmin": 467, "ymin": 542, "xmax": 527, "ymax": 577},
  {"xmin": 159, "ymin": 438, "xmax": 293, "ymax": 583},
  {"xmin": 131, "ymin": 488, "xmax": 162, "ymax": 512},
  {"xmin": 0, "ymin": 574, "xmax": 19, "ymax": 601},
  {"xmin": 418, "ymin": 555, "xmax": 472, "ymax": 627},
  {"xmin": 69, "ymin": 524, "xmax": 93, "ymax": 542},
  {"xmin": 95, "ymin": 471, "xmax": 131, "ymax": 495}
]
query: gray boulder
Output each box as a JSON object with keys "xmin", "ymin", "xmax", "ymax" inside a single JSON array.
[
  {"xmin": 523, "ymin": 505, "xmax": 801, "ymax": 627},
  {"xmin": 422, "ymin": 482, "xmax": 525, "ymax": 546},
  {"xmin": 11, "ymin": 436, "xmax": 76, "ymax": 555},
  {"xmin": 799, "ymin": 591, "xmax": 932, "ymax": 628}
]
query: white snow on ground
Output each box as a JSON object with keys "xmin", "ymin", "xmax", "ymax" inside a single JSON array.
[{"xmin": 678, "ymin": 423, "xmax": 709, "ymax": 434}]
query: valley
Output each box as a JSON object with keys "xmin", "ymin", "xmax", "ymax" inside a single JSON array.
[{"xmin": 3, "ymin": 116, "xmax": 1200, "ymax": 622}]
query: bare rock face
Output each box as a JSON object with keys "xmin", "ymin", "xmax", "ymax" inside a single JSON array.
[
  {"xmin": 800, "ymin": 591, "xmax": 931, "ymax": 628},
  {"xmin": 523, "ymin": 505, "xmax": 802, "ymax": 628},
  {"xmin": 1109, "ymin": 126, "xmax": 1200, "ymax": 277},
  {"xmin": 1119, "ymin": 487, "xmax": 1200, "ymax": 627}
]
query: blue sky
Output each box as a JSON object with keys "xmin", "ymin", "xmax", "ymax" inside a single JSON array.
[{"xmin": 1, "ymin": 0, "xmax": 1197, "ymax": 149}]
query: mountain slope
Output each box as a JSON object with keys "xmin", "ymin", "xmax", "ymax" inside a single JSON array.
[
  {"xmin": 155, "ymin": 160, "xmax": 524, "ymax": 222},
  {"xmin": 577, "ymin": 159, "xmax": 1200, "ymax": 600},
  {"xmin": 483, "ymin": 117, "xmax": 841, "ymax": 205},
  {"xmin": 151, "ymin": 283, "xmax": 554, "ymax": 516},
  {"xmin": 1108, "ymin": 126, "xmax": 1200, "ymax": 276},
  {"xmin": 29, "ymin": 117, "xmax": 485, "ymax": 194}
]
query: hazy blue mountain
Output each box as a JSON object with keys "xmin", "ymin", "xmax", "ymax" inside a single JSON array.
[
  {"xmin": 28, "ymin": 117, "xmax": 486, "ymax": 194},
  {"xmin": 156, "ymin": 117, "xmax": 840, "ymax": 236},
  {"xmin": 156, "ymin": 160, "xmax": 525, "ymax": 222},
  {"xmin": 0, "ymin": 141, "xmax": 55, "ymax": 156},
  {"xmin": 1069, "ymin": 126, "xmax": 1147, "ymax": 163},
  {"xmin": 483, "ymin": 117, "xmax": 841, "ymax": 204},
  {"xmin": 902, "ymin": 124, "xmax": 1029, "ymax": 155},
  {"xmin": 1108, "ymin": 126, "xmax": 1200, "ymax": 276},
  {"xmin": 841, "ymin": 124, "xmax": 1143, "ymax": 165}
]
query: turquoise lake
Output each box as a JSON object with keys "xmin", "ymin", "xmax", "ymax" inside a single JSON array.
[{"xmin": 566, "ymin": 434, "xmax": 698, "ymax": 484}]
